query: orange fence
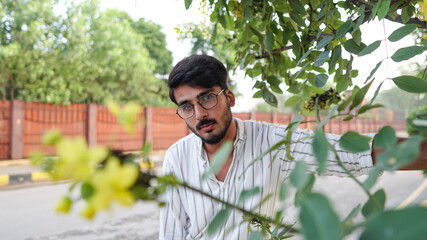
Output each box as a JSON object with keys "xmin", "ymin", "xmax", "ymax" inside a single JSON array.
[{"xmin": 0, "ymin": 100, "xmax": 406, "ymax": 160}]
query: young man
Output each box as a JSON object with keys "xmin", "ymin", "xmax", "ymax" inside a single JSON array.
[{"xmin": 159, "ymin": 55, "xmax": 425, "ymax": 239}]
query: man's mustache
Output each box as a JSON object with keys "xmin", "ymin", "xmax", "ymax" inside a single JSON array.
[{"xmin": 196, "ymin": 119, "xmax": 217, "ymax": 130}]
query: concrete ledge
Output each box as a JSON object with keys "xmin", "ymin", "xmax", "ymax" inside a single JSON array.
[
  {"xmin": 0, "ymin": 151, "xmax": 166, "ymax": 188},
  {"xmin": 0, "ymin": 171, "xmax": 50, "ymax": 187}
]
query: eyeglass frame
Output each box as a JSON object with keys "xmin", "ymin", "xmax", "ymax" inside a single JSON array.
[{"xmin": 176, "ymin": 89, "xmax": 226, "ymax": 119}]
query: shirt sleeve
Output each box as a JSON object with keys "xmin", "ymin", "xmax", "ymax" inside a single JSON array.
[
  {"xmin": 159, "ymin": 153, "xmax": 188, "ymax": 240},
  {"xmin": 284, "ymin": 127, "xmax": 374, "ymax": 177}
]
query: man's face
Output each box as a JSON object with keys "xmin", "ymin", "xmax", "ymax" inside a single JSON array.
[{"xmin": 174, "ymin": 85, "xmax": 235, "ymax": 145}]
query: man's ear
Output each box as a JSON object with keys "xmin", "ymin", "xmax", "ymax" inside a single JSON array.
[{"xmin": 225, "ymin": 89, "xmax": 236, "ymax": 107}]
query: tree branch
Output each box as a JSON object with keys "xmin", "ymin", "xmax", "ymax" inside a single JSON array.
[{"xmin": 254, "ymin": 46, "xmax": 293, "ymax": 59}]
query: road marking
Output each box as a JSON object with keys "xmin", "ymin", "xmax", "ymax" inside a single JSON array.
[
  {"xmin": 0, "ymin": 175, "xmax": 9, "ymax": 186},
  {"xmin": 396, "ymin": 179, "xmax": 427, "ymax": 209},
  {"xmin": 32, "ymin": 172, "xmax": 50, "ymax": 182}
]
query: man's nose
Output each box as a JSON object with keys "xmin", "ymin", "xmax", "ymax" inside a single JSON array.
[{"xmin": 194, "ymin": 104, "xmax": 208, "ymax": 120}]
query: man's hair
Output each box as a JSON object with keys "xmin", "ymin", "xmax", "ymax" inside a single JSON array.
[{"xmin": 168, "ymin": 54, "xmax": 228, "ymax": 104}]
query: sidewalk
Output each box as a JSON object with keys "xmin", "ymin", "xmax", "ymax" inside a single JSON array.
[{"xmin": 0, "ymin": 150, "xmax": 166, "ymax": 188}]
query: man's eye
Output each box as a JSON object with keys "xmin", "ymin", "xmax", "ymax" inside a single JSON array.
[
  {"xmin": 181, "ymin": 104, "xmax": 193, "ymax": 112},
  {"xmin": 201, "ymin": 94, "xmax": 215, "ymax": 102}
]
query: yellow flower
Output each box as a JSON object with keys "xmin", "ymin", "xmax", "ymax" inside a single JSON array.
[
  {"xmin": 120, "ymin": 102, "xmax": 141, "ymax": 134},
  {"xmin": 419, "ymin": 0, "xmax": 427, "ymax": 20},
  {"xmin": 53, "ymin": 137, "xmax": 108, "ymax": 181},
  {"xmin": 80, "ymin": 204, "xmax": 96, "ymax": 220},
  {"xmin": 42, "ymin": 130, "xmax": 62, "ymax": 145},
  {"xmin": 105, "ymin": 99, "xmax": 120, "ymax": 116},
  {"xmin": 105, "ymin": 100, "xmax": 142, "ymax": 134},
  {"xmin": 87, "ymin": 157, "xmax": 139, "ymax": 212},
  {"xmin": 56, "ymin": 196, "xmax": 72, "ymax": 213}
]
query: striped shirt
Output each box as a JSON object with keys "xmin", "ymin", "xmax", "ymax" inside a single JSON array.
[{"xmin": 159, "ymin": 118, "xmax": 373, "ymax": 239}]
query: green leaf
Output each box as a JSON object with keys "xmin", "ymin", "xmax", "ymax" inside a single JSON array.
[
  {"xmin": 284, "ymin": 95, "xmax": 301, "ymax": 107},
  {"xmin": 336, "ymin": 19, "xmax": 353, "ymax": 39},
  {"xmin": 363, "ymin": 165, "xmax": 382, "ymax": 190},
  {"xmin": 239, "ymin": 187, "xmax": 260, "ymax": 203},
  {"xmin": 270, "ymin": 85, "xmax": 283, "ymax": 94},
  {"xmin": 350, "ymin": 79, "xmax": 374, "ymax": 111},
  {"xmin": 377, "ymin": 0, "xmax": 390, "ymax": 20},
  {"xmin": 253, "ymin": 90, "xmax": 263, "ymax": 98},
  {"xmin": 388, "ymin": 24, "xmax": 418, "ymax": 42},
  {"xmin": 262, "ymin": 87, "xmax": 278, "ymax": 107},
  {"xmin": 184, "ymin": 0, "xmax": 193, "ymax": 10},
  {"xmin": 339, "ymin": 131, "xmax": 371, "ymax": 153},
  {"xmin": 360, "ymin": 207, "xmax": 427, "ymax": 240},
  {"xmin": 362, "ymin": 189, "xmax": 386, "ymax": 218},
  {"xmin": 377, "ymin": 135, "xmax": 423, "ymax": 170},
  {"xmin": 314, "ymin": 51, "xmax": 330, "ymax": 67},
  {"xmin": 274, "ymin": 0, "xmax": 287, "ymax": 12},
  {"xmin": 313, "ymin": 128, "xmax": 328, "ymax": 173},
  {"xmin": 249, "ymin": 25, "xmax": 264, "ymax": 41},
  {"xmin": 295, "ymin": 174, "xmax": 315, "ymax": 203},
  {"xmin": 392, "ymin": 76, "xmax": 427, "ymax": 93},
  {"xmin": 369, "ymin": 81, "xmax": 384, "ymax": 104},
  {"xmin": 317, "ymin": 35, "xmax": 334, "ymax": 50},
  {"xmin": 267, "ymin": 75, "xmax": 282, "ymax": 86},
  {"xmin": 342, "ymin": 204, "xmax": 361, "ymax": 226},
  {"xmin": 264, "ymin": 31, "xmax": 274, "ymax": 52},
  {"xmin": 81, "ymin": 181, "xmax": 95, "ymax": 200},
  {"xmin": 343, "ymin": 39, "xmax": 367, "ymax": 55},
  {"xmin": 343, "ymin": 115, "xmax": 354, "ymax": 121},
  {"xmin": 297, "ymin": 48, "xmax": 313, "ymax": 65},
  {"xmin": 365, "ymin": 61, "xmax": 383, "ymax": 83},
  {"xmin": 358, "ymin": 40, "xmax": 382, "ymax": 56},
  {"xmin": 329, "ymin": 45, "xmax": 342, "ymax": 71},
  {"xmin": 358, "ymin": 103, "xmax": 384, "ymax": 115},
  {"xmin": 369, "ymin": 0, "xmax": 381, "ymax": 21},
  {"xmin": 300, "ymin": 193, "xmax": 342, "ymax": 240},
  {"xmin": 374, "ymin": 126, "xmax": 396, "ymax": 150},
  {"xmin": 202, "ymin": 141, "xmax": 233, "ymax": 179},
  {"xmin": 289, "ymin": 11, "xmax": 306, "ymax": 27},
  {"xmin": 248, "ymin": 231, "xmax": 263, "ymax": 240},
  {"xmin": 208, "ymin": 209, "xmax": 230, "ymax": 235},
  {"xmin": 288, "ymin": 0, "xmax": 306, "ymax": 14},
  {"xmin": 290, "ymin": 161, "xmax": 309, "ymax": 190},
  {"xmin": 391, "ymin": 46, "xmax": 426, "ymax": 62},
  {"xmin": 401, "ymin": 5, "xmax": 412, "ymax": 23},
  {"xmin": 319, "ymin": 105, "xmax": 338, "ymax": 128},
  {"xmin": 244, "ymin": 6, "xmax": 253, "ymax": 21},
  {"xmin": 314, "ymin": 74, "xmax": 328, "ymax": 88}
]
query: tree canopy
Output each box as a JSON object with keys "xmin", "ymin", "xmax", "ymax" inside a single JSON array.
[
  {"xmin": 183, "ymin": 0, "xmax": 426, "ymax": 116},
  {"xmin": 0, "ymin": 0, "xmax": 173, "ymax": 105}
]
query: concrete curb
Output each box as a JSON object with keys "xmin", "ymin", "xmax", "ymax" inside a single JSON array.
[
  {"xmin": 0, "ymin": 171, "xmax": 50, "ymax": 187},
  {"xmin": 0, "ymin": 151, "xmax": 166, "ymax": 188}
]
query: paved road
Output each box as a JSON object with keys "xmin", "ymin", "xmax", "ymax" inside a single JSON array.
[
  {"xmin": 0, "ymin": 171, "xmax": 426, "ymax": 240},
  {"xmin": 0, "ymin": 183, "xmax": 159, "ymax": 240}
]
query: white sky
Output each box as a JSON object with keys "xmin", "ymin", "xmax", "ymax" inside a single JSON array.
[{"xmin": 100, "ymin": 0, "xmax": 424, "ymax": 111}]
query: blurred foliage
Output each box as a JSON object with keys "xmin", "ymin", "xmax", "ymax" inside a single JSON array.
[{"xmin": 0, "ymin": 0, "xmax": 172, "ymax": 106}]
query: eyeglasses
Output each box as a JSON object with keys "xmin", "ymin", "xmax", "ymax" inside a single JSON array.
[{"xmin": 176, "ymin": 89, "xmax": 225, "ymax": 119}]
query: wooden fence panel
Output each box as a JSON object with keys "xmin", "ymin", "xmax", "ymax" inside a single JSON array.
[
  {"xmin": 152, "ymin": 108, "xmax": 188, "ymax": 150},
  {"xmin": 0, "ymin": 101, "xmax": 10, "ymax": 159},
  {"xmin": 96, "ymin": 106, "xmax": 145, "ymax": 151},
  {"xmin": 233, "ymin": 112, "xmax": 250, "ymax": 121},
  {"xmin": 0, "ymin": 100, "xmax": 411, "ymax": 160},
  {"xmin": 23, "ymin": 102, "xmax": 87, "ymax": 157}
]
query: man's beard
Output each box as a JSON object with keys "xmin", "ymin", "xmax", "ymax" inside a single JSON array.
[{"xmin": 186, "ymin": 107, "xmax": 233, "ymax": 145}]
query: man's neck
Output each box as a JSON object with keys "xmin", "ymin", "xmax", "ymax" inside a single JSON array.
[{"xmin": 203, "ymin": 119, "xmax": 237, "ymax": 157}]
